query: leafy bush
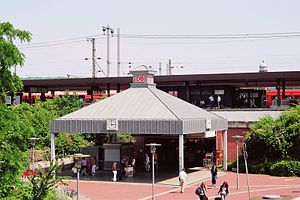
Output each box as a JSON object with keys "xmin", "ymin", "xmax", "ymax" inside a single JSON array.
[
  {"xmin": 245, "ymin": 105, "xmax": 300, "ymax": 162},
  {"xmin": 0, "ymin": 104, "xmax": 32, "ymax": 198},
  {"xmin": 28, "ymin": 161, "xmax": 65, "ymax": 200},
  {"xmin": 269, "ymin": 160, "xmax": 300, "ymax": 177}
]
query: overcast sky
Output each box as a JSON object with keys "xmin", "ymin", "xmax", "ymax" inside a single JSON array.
[{"xmin": 1, "ymin": 0, "xmax": 300, "ymax": 78}]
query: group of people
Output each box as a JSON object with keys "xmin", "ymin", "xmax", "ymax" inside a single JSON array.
[
  {"xmin": 208, "ymin": 94, "xmax": 222, "ymax": 109},
  {"xmin": 178, "ymin": 165, "xmax": 229, "ymax": 200},
  {"xmin": 112, "ymin": 154, "xmax": 136, "ymax": 182},
  {"xmin": 72, "ymin": 156, "xmax": 97, "ymax": 176},
  {"xmin": 195, "ymin": 181, "xmax": 229, "ymax": 200}
]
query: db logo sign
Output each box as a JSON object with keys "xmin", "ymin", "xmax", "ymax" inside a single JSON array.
[{"xmin": 135, "ymin": 74, "xmax": 145, "ymax": 83}]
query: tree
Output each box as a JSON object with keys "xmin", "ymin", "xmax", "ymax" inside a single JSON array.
[
  {"xmin": 0, "ymin": 104, "xmax": 33, "ymax": 198},
  {"xmin": 0, "ymin": 21, "xmax": 31, "ymax": 103},
  {"xmin": 245, "ymin": 105, "xmax": 300, "ymax": 162}
]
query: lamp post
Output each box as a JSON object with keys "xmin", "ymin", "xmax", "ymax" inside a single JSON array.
[
  {"xmin": 73, "ymin": 153, "xmax": 90, "ymax": 200},
  {"xmin": 30, "ymin": 137, "xmax": 37, "ymax": 170},
  {"xmin": 232, "ymin": 135, "xmax": 243, "ymax": 190},
  {"xmin": 146, "ymin": 143, "xmax": 161, "ymax": 200}
]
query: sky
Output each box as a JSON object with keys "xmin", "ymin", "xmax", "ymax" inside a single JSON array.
[{"xmin": 1, "ymin": 0, "xmax": 300, "ymax": 78}]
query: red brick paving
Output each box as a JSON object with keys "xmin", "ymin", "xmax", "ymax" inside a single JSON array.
[{"xmin": 66, "ymin": 172, "xmax": 300, "ymax": 200}]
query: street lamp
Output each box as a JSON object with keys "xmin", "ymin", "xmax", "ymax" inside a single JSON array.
[
  {"xmin": 73, "ymin": 153, "xmax": 90, "ymax": 200},
  {"xmin": 232, "ymin": 135, "xmax": 243, "ymax": 190},
  {"xmin": 146, "ymin": 143, "xmax": 161, "ymax": 200},
  {"xmin": 30, "ymin": 137, "xmax": 37, "ymax": 170}
]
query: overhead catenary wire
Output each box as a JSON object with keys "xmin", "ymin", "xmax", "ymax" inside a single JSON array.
[{"xmin": 17, "ymin": 31, "xmax": 300, "ymax": 49}]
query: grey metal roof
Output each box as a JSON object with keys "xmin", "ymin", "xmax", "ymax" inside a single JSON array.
[
  {"xmin": 212, "ymin": 110, "xmax": 282, "ymax": 128},
  {"xmin": 50, "ymin": 69, "xmax": 227, "ymax": 135}
]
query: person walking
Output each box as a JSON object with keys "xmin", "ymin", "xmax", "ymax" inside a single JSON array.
[
  {"xmin": 91, "ymin": 156, "xmax": 97, "ymax": 176},
  {"xmin": 211, "ymin": 165, "xmax": 218, "ymax": 187},
  {"xmin": 218, "ymin": 181, "xmax": 229, "ymax": 200},
  {"xmin": 131, "ymin": 157, "xmax": 136, "ymax": 176},
  {"xmin": 112, "ymin": 162, "xmax": 117, "ymax": 182},
  {"xmin": 178, "ymin": 168, "xmax": 188, "ymax": 193},
  {"xmin": 144, "ymin": 153, "xmax": 150, "ymax": 172},
  {"xmin": 81, "ymin": 157, "xmax": 87, "ymax": 176},
  {"xmin": 195, "ymin": 182, "xmax": 208, "ymax": 200}
]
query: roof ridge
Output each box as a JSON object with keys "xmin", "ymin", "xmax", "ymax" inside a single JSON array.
[{"xmin": 147, "ymin": 87, "xmax": 181, "ymax": 120}]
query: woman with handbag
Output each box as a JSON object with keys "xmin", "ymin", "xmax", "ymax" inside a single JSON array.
[
  {"xmin": 218, "ymin": 181, "xmax": 229, "ymax": 200},
  {"xmin": 195, "ymin": 182, "xmax": 208, "ymax": 200}
]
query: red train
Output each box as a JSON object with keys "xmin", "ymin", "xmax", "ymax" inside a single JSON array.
[
  {"xmin": 266, "ymin": 89, "xmax": 300, "ymax": 107},
  {"xmin": 21, "ymin": 92, "xmax": 104, "ymax": 104}
]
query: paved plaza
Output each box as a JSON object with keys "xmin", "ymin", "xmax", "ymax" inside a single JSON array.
[{"xmin": 63, "ymin": 169, "xmax": 300, "ymax": 200}]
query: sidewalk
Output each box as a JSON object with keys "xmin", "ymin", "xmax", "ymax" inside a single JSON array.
[{"xmin": 65, "ymin": 171, "xmax": 300, "ymax": 200}]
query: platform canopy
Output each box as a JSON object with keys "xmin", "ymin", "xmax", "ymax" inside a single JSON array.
[{"xmin": 50, "ymin": 66, "xmax": 227, "ymax": 135}]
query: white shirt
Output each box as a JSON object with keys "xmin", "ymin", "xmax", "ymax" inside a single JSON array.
[
  {"xmin": 179, "ymin": 171, "xmax": 187, "ymax": 181},
  {"xmin": 131, "ymin": 158, "xmax": 136, "ymax": 166},
  {"xmin": 145, "ymin": 155, "xmax": 150, "ymax": 164}
]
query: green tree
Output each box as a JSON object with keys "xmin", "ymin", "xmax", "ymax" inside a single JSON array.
[
  {"xmin": 0, "ymin": 21, "xmax": 31, "ymax": 103},
  {"xmin": 0, "ymin": 104, "xmax": 33, "ymax": 198},
  {"xmin": 51, "ymin": 91, "xmax": 83, "ymax": 117},
  {"xmin": 245, "ymin": 105, "xmax": 300, "ymax": 162}
]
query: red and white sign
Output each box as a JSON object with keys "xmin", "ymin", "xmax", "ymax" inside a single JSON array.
[{"xmin": 135, "ymin": 74, "xmax": 146, "ymax": 83}]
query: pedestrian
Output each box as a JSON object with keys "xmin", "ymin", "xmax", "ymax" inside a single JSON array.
[
  {"xmin": 211, "ymin": 165, "xmax": 218, "ymax": 187},
  {"xmin": 178, "ymin": 168, "xmax": 188, "ymax": 193},
  {"xmin": 145, "ymin": 153, "xmax": 150, "ymax": 172},
  {"xmin": 91, "ymin": 156, "xmax": 97, "ymax": 176},
  {"xmin": 209, "ymin": 95, "xmax": 214, "ymax": 109},
  {"xmin": 218, "ymin": 181, "xmax": 229, "ymax": 200},
  {"xmin": 112, "ymin": 162, "xmax": 117, "ymax": 182},
  {"xmin": 81, "ymin": 157, "xmax": 87, "ymax": 176},
  {"xmin": 195, "ymin": 182, "xmax": 208, "ymax": 200},
  {"xmin": 131, "ymin": 157, "xmax": 136, "ymax": 176}
]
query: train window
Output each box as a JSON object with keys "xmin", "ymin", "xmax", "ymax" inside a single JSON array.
[
  {"xmin": 296, "ymin": 96, "xmax": 300, "ymax": 100},
  {"xmin": 285, "ymin": 96, "xmax": 292, "ymax": 100}
]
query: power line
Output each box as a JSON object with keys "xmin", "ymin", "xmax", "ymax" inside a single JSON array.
[
  {"xmin": 120, "ymin": 32, "xmax": 300, "ymax": 39},
  {"xmin": 17, "ymin": 31, "xmax": 300, "ymax": 49},
  {"xmin": 17, "ymin": 35, "xmax": 105, "ymax": 49}
]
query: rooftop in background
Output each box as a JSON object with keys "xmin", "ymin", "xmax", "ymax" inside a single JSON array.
[{"xmin": 22, "ymin": 70, "xmax": 300, "ymax": 91}]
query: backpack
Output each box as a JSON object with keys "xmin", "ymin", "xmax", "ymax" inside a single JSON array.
[{"xmin": 195, "ymin": 187, "xmax": 203, "ymax": 195}]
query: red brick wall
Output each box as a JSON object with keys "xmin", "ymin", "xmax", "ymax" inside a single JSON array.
[
  {"xmin": 216, "ymin": 128, "xmax": 250, "ymax": 164},
  {"xmin": 227, "ymin": 128, "xmax": 249, "ymax": 162}
]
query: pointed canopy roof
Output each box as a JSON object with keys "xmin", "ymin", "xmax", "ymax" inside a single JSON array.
[{"xmin": 50, "ymin": 66, "xmax": 227, "ymax": 135}]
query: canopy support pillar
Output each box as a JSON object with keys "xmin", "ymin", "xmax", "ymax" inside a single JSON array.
[
  {"xmin": 179, "ymin": 134, "xmax": 184, "ymax": 172},
  {"xmin": 223, "ymin": 130, "xmax": 228, "ymax": 171},
  {"xmin": 51, "ymin": 132, "xmax": 56, "ymax": 163}
]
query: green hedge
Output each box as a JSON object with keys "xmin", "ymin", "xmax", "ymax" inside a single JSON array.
[
  {"xmin": 228, "ymin": 160, "xmax": 300, "ymax": 177},
  {"xmin": 269, "ymin": 160, "xmax": 300, "ymax": 177}
]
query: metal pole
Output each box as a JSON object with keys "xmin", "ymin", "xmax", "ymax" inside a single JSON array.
[
  {"xmin": 168, "ymin": 59, "xmax": 172, "ymax": 75},
  {"xmin": 50, "ymin": 132, "xmax": 56, "ymax": 163},
  {"xmin": 179, "ymin": 135, "xmax": 184, "ymax": 173},
  {"xmin": 107, "ymin": 24, "xmax": 110, "ymax": 77},
  {"xmin": 77, "ymin": 169, "xmax": 80, "ymax": 200},
  {"xmin": 32, "ymin": 144, "xmax": 35, "ymax": 170},
  {"xmin": 223, "ymin": 131, "xmax": 228, "ymax": 171},
  {"xmin": 243, "ymin": 144, "xmax": 251, "ymax": 199},
  {"xmin": 152, "ymin": 153, "xmax": 155, "ymax": 200},
  {"xmin": 117, "ymin": 28, "xmax": 120, "ymax": 77},
  {"xmin": 92, "ymin": 38, "xmax": 96, "ymax": 78},
  {"xmin": 236, "ymin": 140, "xmax": 239, "ymax": 190},
  {"xmin": 159, "ymin": 62, "xmax": 162, "ymax": 75}
]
